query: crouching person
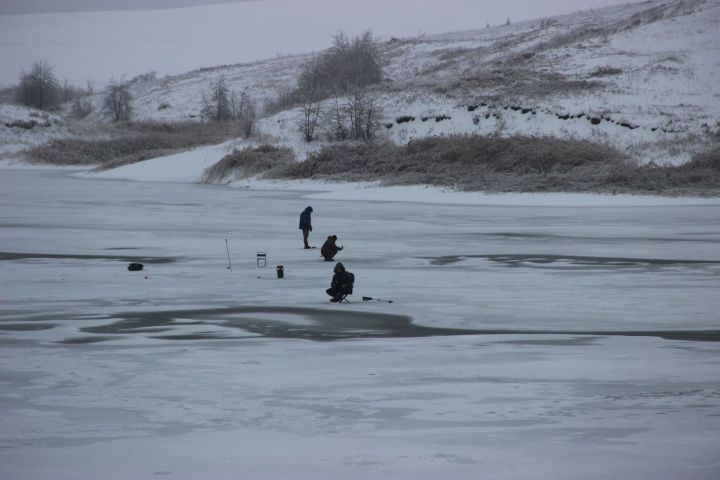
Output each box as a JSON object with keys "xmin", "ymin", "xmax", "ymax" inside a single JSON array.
[
  {"xmin": 326, "ymin": 262, "xmax": 354, "ymax": 303},
  {"xmin": 321, "ymin": 235, "xmax": 344, "ymax": 261}
]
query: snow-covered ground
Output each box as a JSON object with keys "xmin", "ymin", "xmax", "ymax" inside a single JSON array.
[
  {"xmin": 134, "ymin": 0, "xmax": 720, "ymax": 165},
  {"xmin": 0, "ymin": 104, "xmax": 69, "ymax": 155},
  {"xmin": 2, "ymin": 168, "xmax": 719, "ymax": 479}
]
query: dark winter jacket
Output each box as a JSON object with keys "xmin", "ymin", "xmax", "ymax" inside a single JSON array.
[
  {"xmin": 321, "ymin": 235, "xmax": 343, "ymax": 260},
  {"xmin": 331, "ymin": 263, "xmax": 354, "ymax": 293},
  {"xmin": 299, "ymin": 206, "xmax": 313, "ymax": 230}
]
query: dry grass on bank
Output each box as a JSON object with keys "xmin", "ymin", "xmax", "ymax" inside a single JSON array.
[
  {"xmin": 217, "ymin": 135, "xmax": 720, "ymax": 195},
  {"xmin": 26, "ymin": 121, "xmax": 238, "ymax": 168}
]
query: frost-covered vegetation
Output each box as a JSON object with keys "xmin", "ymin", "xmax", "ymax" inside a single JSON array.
[
  {"xmin": 213, "ymin": 136, "xmax": 720, "ymax": 195},
  {"xmin": 26, "ymin": 121, "xmax": 237, "ymax": 167},
  {"xmin": 201, "ymin": 144, "xmax": 294, "ymax": 183}
]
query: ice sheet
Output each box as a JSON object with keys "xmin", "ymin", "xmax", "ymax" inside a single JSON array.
[{"xmin": 1, "ymin": 168, "xmax": 719, "ymax": 479}]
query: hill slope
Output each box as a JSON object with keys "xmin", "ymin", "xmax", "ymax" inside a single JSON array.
[
  {"xmin": 124, "ymin": 0, "xmax": 720, "ymax": 165},
  {"xmin": 2, "ymin": 0, "xmax": 718, "ymax": 168}
]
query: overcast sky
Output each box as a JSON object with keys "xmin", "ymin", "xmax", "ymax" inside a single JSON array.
[
  {"xmin": 0, "ymin": 0, "xmax": 639, "ymax": 15},
  {"xmin": 0, "ymin": 0, "xmax": 254, "ymax": 15},
  {"xmin": 0, "ymin": 0, "xmax": 645, "ymax": 86}
]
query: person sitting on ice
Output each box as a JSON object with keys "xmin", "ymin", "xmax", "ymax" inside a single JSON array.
[
  {"xmin": 321, "ymin": 235, "xmax": 344, "ymax": 261},
  {"xmin": 326, "ymin": 262, "xmax": 354, "ymax": 303}
]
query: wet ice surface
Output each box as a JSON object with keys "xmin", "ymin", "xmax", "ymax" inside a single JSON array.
[{"xmin": 1, "ymin": 169, "xmax": 720, "ymax": 479}]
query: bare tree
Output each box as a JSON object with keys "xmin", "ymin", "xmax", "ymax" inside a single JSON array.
[
  {"xmin": 235, "ymin": 91, "xmax": 257, "ymax": 138},
  {"xmin": 201, "ymin": 78, "xmax": 257, "ymax": 136},
  {"xmin": 299, "ymin": 97, "xmax": 322, "ymax": 143},
  {"xmin": 264, "ymin": 30, "xmax": 382, "ymax": 122},
  {"xmin": 321, "ymin": 85, "xmax": 381, "ymax": 143},
  {"xmin": 324, "ymin": 92, "xmax": 349, "ymax": 141},
  {"xmin": 320, "ymin": 31, "xmax": 382, "ymax": 93},
  {"xmin": 232, "ymin": 90, "xmax": 257, "ymax": 138},
  {"xmin": 202, "ymin": 76, "xmax": 233, "ymax": 121},
  {"xmin": 103, "ymin": 78, "xmax": 133, "ymax": 122},
  {"xmin": 296, "ymin": 55, "xmax": 324, "ymax": 142},
  {"xmin": 345, "ymin": 87, "xmax": 381, "ymax": 142},
  {"xmin": 16, "ymin": 61, "xmax": 61, "ymax": 110},
  {"xmin": 71, "ymin": 80, "xmax": 95, "ymax": 117},
  {"xmin": 361, "ymin": 94, "xmax": 382, "ymax": 142}
]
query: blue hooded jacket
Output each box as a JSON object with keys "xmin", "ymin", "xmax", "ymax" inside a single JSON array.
[{"xmin": 299, "ymin": 206, "xmax": 313, "ymax": 230}]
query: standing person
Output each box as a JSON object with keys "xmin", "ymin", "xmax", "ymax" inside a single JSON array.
[
  {"xmin": 299, "ymin": 206, "xmax": 313, "ymax": 249},
  {"xmin": 321, "ymin": 235, "xmax": 344, "ymax": 261},
  {"xmin": 326, "ymin": 262, "xmax": 354, "ymax": 302}
]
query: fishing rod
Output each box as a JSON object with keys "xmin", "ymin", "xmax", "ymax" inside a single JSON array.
[
  {"xmin": 362, "ymin": 296, "xmax": 393, "ymax": 304},
  {"xmin": 225, "ymin": 238, "xmax": 232, "ymax": 271}
]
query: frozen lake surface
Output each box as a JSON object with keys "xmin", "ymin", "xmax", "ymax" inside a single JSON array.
[{"xmin": 1, "ymin": 169, "xmax": 719, "ymax": 479}]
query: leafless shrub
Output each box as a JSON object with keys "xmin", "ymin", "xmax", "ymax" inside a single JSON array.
[
  {"xmin": 16, "ymin": 61, "xmax": 61, "ymax": 111},
  {"xmin": 299, "ymin": 99, "xmax": 322, "ymax": 142},
  {"xmin": 344, "ymin": 87, "xmax": 382, "ymax": 142},
  {"xmin": 264, "ymin": 31, "xmax": 383, "ymax": 123},
  {"xmin": 321, "ymin": 86, "xmax": 382, "ymax": 142},
  {"xmin": 323, "ymin": 93, "xmax": 349, "ymax": 141},
  {"xmin": 234, "ymin": 90, "xmax": 257, "ymax": 138},
  {"xmin": 296, "ymin": 54, "xmax": 324, "ymax": 142},
  {"xmin": 103, "ymin": 78, "xmax": 133, "ymax": 122},
  {"xmin": 201, "ymin": 76, "xmax": 234, "ymax": 121},
  {"xmin": 201, "ymin": 77, "xmax": 256, "ymax": 137},
  {"xmin": 316, "ymin": 31, "xmax": 383, "ymax": 93},
  {"xmin": 201, "ymin": 145, "xmax": 295, "ymax": 183}
]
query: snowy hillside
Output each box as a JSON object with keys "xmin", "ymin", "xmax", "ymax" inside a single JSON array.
[
  {"xmin": 373, "ymin": 0, "xmax": 720, "ymax": 164},
  {"xmin": 94, "ymin": 0, "xmax": 720, "ymax": 166},
  {"xmin": 1, "ymin": 0, "xmax": 718, "ymax": 168}
]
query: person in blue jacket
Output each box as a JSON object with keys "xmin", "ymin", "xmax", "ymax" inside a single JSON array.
[{"xmin": 299, "ymin": 206, "xmax": 313, "ymax": 249}]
